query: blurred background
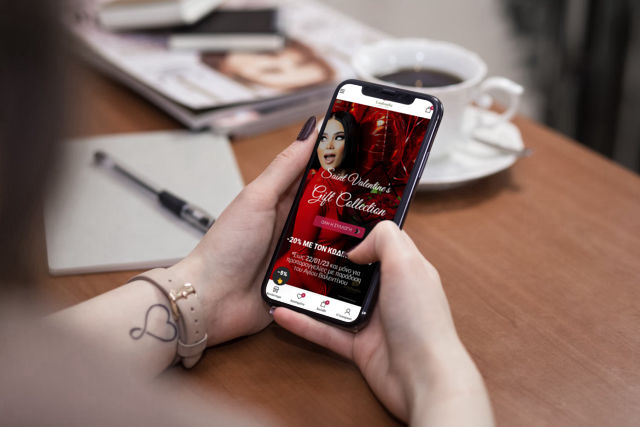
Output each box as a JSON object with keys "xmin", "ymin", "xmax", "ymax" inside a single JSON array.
[{"xmin": 325, "ymin": 0, "xmax": 640, "ymax": 172}]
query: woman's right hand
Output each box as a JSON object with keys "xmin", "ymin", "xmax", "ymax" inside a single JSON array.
[{"xmin": 273, "ymin": 221, "xmax": 494, "ymax": 426}]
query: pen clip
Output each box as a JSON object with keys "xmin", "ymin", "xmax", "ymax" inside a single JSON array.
[{"xmin": 180, "ymin": 203, "xmax": 214, "ymax": 233}]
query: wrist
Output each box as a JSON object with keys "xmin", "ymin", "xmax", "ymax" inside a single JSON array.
[
  {"xmin": 169, "ymin": 254, "xmax": 227, "ymax": 347},
  {"xmin": 404, "ymin": 336, "xmax": 483, "ymax": 410},
  {"xmin": 127, "ymin": 267, "xmax": 209, "ymax": 368},
  {"xmin": 406, "ymin": 339, "xmax": 493, "ymax": 426}
]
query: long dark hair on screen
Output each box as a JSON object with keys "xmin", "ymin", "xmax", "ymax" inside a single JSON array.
[
  {"xmin": 0, "ymin": 1, "xmax": 67, "ymax": 289},
  {"xmin": 311, "ymin": 111, "xmax": 359, "ymax": 172}
]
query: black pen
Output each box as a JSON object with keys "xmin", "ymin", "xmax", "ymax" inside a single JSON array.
[{"xmin": 93, "ymin": 150, "xmax": 214, "ymax": 234}]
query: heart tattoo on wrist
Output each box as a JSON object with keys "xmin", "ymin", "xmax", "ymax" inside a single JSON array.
[{"xmin": 130, "ymin": 304, "xmax": 178, "ymax": 342}]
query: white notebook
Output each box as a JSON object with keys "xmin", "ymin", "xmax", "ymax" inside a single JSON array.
[{"xmin": 44, "ymin": 130, "xmax": 244, "ymax": 275}]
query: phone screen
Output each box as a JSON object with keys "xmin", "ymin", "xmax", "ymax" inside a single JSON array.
[{"xmin": 264, "ymin": 82, "xmax": 435, "ymax": 323}]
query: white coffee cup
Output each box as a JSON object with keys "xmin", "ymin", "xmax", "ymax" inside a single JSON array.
[{"xmin": 352, "ymin": 38, "xmax": 523, "ymax": 160}]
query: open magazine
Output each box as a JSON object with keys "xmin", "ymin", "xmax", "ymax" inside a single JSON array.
[{"xmin": 68, "ymin": 0, "xmax": 386, "ymax": 134}]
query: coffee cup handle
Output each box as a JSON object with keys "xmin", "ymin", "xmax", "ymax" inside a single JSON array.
[{"xmin": 473, "ymin": 77, "xmax": 524, "ymax": 128}]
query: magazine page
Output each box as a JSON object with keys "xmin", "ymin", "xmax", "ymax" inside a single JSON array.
[{"xmin": 69, "ymin": 0, "xmax": 386, "ymax": 111}]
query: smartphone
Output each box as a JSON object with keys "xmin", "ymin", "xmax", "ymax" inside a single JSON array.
[{"xmin": 261, "ymin": 79, "xmax": 442, "ymax": 329}]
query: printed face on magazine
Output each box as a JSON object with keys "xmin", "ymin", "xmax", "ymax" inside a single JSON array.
[
  {"xmin": 201, "ymin": 41, "xmax": 335, "ymax": 91},
  {"xmin": 223, "ymin": 47, "xmax": 328, "ymax": 89}
]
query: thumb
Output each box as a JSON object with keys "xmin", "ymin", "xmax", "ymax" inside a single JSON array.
[
  {"xmin": 347, "ymin": 221, "xmax": 406, "ymax": 265},
  {"xmin": 250, "ymin": 116, "xmax": 317, "ymax": 199}
]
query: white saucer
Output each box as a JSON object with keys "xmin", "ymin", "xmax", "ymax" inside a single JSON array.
[{"xmin": 419, "ymin": 107, "xmax": 524, "ymax": 190}]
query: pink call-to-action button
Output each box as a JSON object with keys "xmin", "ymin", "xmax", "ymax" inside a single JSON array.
[{"xmin": 313, "ymin": 215, "xmax": 365, "ymax": 239}]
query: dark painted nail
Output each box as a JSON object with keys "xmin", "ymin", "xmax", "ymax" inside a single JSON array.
[{"xmin": 296, "ymin": 116, "xmax": 316, "ymax": 141}]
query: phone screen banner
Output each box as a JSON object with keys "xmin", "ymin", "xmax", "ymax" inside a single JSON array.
[{"xmin": 267, "ymin": 83, "xmax": 433, "ymax": 319}]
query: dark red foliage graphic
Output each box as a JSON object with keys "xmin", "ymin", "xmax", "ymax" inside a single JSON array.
[
  {"xmin": 332, "ymin": 100, "xmax": 429, "ymax": 184},
  {"xmin": 332, "ymin": 99, "xmax": 430, "ymax": 229}
]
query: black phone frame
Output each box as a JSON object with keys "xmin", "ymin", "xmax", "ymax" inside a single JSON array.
[{"xmin": 260, "ymin": 79, "xmax": 443, "ymax": 330}]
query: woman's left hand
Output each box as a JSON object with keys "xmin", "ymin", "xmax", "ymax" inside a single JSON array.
[{"xmin": 171, "ymin": 118, "xmax": 317, "ymax": 347}]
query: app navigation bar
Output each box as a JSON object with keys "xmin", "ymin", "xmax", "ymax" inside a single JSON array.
[{"xmin": 266, "ymin": 280, "xmax": 361, "ymax": 322}]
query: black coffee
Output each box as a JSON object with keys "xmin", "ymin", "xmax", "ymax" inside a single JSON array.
[{"xmin": 376, "ymin": 68, "xmax": 463, "ymax": 88}]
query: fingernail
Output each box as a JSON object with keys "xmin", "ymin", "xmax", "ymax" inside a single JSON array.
[
  {"xmin": 296, "ymin": 116, "xmax": 316, "ymax": 141},
  {"xmin": 269, "ymin": 306, "xmax": 276, "ymax": 316}
]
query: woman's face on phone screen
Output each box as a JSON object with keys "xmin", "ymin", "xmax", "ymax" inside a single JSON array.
[{"xmin": 318, "ymin": 118, "xmax": 346, "ymax": 171}]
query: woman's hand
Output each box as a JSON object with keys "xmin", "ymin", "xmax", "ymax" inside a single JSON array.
[
  {"xmin": 171, "ymin": 117, "xmax": 317, "ymax": 347},
  {"xmin": 273, "ymin": 221, "xmax": 494, "ymax": 426}
]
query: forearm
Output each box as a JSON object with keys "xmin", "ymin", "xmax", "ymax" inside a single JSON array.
[{"xmin": 48, "ymin": 278, "xmax": 179, "ymax": 377}]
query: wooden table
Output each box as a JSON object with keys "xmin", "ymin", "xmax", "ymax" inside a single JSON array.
[{"xmin": 45, "ymin": 63, "xmax": 640, "ymax": 426}]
